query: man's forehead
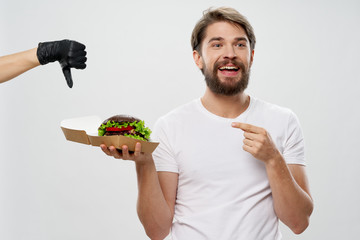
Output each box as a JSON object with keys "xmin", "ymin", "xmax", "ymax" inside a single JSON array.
[{"xmin": 204, "ymin": 21, "xmax": 248, "ymax": 41}]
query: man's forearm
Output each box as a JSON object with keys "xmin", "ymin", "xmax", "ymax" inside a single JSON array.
[
  {"xmin": 0, "ymin": 48, "xmax": 40, "ymax": 83},
  {"xmin": 266, "ymin": 155, "xmax": 313, "ymax": 234},
  {"xmin": 136, "ymin": 159, "xmax": 173, "ymax": 240}
]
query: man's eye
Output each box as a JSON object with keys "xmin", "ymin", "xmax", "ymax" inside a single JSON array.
[
  {"xmin": 237, "ymin": 43, "xmax": 246, "ymax": 47},
  {"xmin": 213, "ymin": 44, "xmax": 221, "ymax": 48}
]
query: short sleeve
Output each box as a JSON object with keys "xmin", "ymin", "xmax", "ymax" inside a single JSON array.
[
  {"xmin": 283, "ymin": 111, "xmax": 306, "ymax": 165},
  {"xmin": 151, "ymin": 117, "xmax": 179, "ymax": 173}
]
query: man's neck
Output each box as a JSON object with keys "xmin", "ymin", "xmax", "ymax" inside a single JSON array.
[{"xmin": 201, "ymin": 88, "xmax": 250, "ymax": 119}]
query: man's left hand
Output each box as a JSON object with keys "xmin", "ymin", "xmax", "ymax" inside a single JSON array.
[{"xmin": 231, "ymin": 122, "xmax": 280, "ymax": 164}]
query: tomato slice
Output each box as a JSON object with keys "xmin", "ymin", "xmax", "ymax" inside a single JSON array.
[{"xmin": 106, "ymin": 126, "xmax": 134, "ymax": 132}]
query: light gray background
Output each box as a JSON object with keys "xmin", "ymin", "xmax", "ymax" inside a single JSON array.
[{"xmin": 1, "ymin": 0, "xmax": 359, "ymax": 239}]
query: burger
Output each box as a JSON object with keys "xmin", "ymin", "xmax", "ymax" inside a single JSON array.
[{"xmin": 98, "ymin": 115, "xmax": 152, "ymax": 141}]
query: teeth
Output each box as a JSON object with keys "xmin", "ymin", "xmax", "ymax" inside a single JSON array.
[{"xmin": 220, "ymin": 66, "xmax": 239, "ymax": 70}]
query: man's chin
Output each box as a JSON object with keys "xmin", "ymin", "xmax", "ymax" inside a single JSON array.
[
  {"xmin": 219, "ymin": 77, "xmax": 241, "ymax": 87},
  {"xmin": 217, "ymin": 72, "xmax": 242, "ymax": 82},
  {"xmin": 204, "ymin": 69, "xmax": 249, "ymax": 96}
]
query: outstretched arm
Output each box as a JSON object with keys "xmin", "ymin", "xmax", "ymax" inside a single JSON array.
[
  {"xmin": 0, "ymin": 40, "xmax": 87, "ymax": 87},
  {"xmin": 0, "ymin": 48, "xmax": 40, "ymax": 84}
]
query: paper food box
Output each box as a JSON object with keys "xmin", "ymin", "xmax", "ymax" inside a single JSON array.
[{"xmin": 60, "ymin": 116, "xmax": 159, "ymax": 153}]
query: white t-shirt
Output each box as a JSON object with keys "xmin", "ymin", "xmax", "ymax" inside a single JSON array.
[{"xmin": 152, "ymin": 96, "xmax": 305, "ymax": 240}]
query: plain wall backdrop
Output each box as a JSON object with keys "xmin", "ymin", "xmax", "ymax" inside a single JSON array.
[{"xmin": 1, "ymin": 0, "xmax": 360, "ymax": 239}]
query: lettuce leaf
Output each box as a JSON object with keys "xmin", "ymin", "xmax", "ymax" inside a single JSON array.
[{"xmin": 98, "ymin": 120, "xmax": 152, "ymax": 141}]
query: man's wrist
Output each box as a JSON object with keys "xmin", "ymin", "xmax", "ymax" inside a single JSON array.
[
  {"xmin": 30, "ymin": 48, "xmax": 41, "ymax": 66},
  {"xmin": 135, "ymin": 155, "xmax": 155, "ymax": 168},
  {"xmin": 135, "ymin": 156, "xmax": 158, "ymax": 179},
  {"xmin": 265, "ymin": 152, "xmax": 285, "ymax": 169}
]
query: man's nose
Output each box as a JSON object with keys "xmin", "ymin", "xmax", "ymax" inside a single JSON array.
[{"xmin": 223, "ymin": 45, "xmax": 237, "ymax": 59}]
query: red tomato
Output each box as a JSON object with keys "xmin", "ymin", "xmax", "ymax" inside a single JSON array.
[{"xmin": 106, "ymin": 126, "xmax": 134, "ymax": 132}]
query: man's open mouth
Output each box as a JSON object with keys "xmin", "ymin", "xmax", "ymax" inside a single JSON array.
[{"xmin": 219, "ymin": 66, "xmax": 240, "ymax": 72}]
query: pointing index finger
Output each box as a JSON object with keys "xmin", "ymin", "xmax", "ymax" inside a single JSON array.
[{"xmin": 231, "ymin": 122, "xmax": 258, "ymax": 133}]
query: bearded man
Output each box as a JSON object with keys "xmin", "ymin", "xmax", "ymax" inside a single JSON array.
[{"xmin": 101, "ymin": 7, "xmax": 313, "ymax": 240}]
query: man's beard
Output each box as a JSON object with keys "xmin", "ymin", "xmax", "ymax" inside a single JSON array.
[{"xmin": 202, "ymin": 60, "xmax": 250, "ymax": 96}]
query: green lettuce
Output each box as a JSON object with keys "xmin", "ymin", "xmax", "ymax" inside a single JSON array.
[{"xmin": 98, "ymin": 120, "xmax": 152, "ymax": 141}]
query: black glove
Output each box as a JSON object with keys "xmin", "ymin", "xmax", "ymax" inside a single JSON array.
[{"xmin": 37, "ymin": 39, "xmax": 87, "ymax": 88}]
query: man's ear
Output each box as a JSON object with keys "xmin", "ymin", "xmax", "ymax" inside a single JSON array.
[
  {"xmin": 250, "ymin": 49, "xmax": 255, "ymax": 67},
  {"xmin": 193, "ymin": 50, "xmax": 203, "ymax": 70}
]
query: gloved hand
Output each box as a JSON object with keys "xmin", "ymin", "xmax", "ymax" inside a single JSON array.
[{"xmin": 36, "ymin": 39, "xmax": 87, "ymax": 88}]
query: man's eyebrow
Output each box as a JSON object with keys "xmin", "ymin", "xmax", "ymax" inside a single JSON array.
[
  {"xmin": 208, "ymin": 37, "xmax": 249, "ymax": 43},
  {"xmin": 208, "ymin": 37, "xmax": 224, "ymax": 43},
  {"xmin": 235, "ymin": 37, "xmax": 249, "ymax": 42}
]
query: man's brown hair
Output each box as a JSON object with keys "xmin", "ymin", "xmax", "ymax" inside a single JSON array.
[{"xmin": 191, "ymin": 7, "xmax": 256, "ymax": 54}]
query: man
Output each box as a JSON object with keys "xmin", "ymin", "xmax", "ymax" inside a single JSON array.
[
  {"xmin": 0, "ymin": 39, "xmax": 87, "ymax": 88},
  {"xmin": 101, "ymin": 7, "xmax": 313, "ymax": 240}
]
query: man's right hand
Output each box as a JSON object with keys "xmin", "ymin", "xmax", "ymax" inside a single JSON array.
[
  {"xmin": 100, "ymin": 142, "xmax": 153, "ymax": 165},
  {"xmin": 36, "ymin": 39, "xmax": 87, "ymax": 88}
]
